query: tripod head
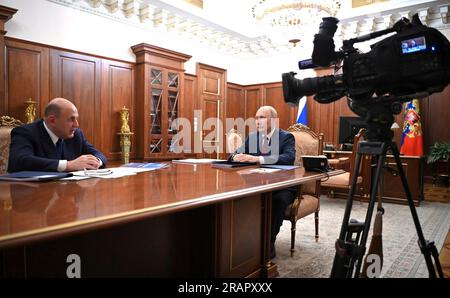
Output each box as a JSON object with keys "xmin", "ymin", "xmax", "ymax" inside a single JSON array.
[{"xmin": 347, "ymin": 93, "xmax": 409, "ymax": 143}]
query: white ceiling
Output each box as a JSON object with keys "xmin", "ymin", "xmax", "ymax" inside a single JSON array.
[{"xmin": 47, "ymin": 0, "xmax": 450, "ymax": 56}]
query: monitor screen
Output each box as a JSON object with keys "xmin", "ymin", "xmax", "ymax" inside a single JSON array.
[
  {"xmin": 338, "ymin": 116, "xmax": 367, "ymax": 145},
  {"xmin": 401, "ymin": 36, "xmax": 427, "ymax": 54}
]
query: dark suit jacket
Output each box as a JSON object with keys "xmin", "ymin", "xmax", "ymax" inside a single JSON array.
[
  {"xmin": 234, "ymin": 128, "xmax": 296, "ymax": 165},
  {"xmin": 8, "ymin": 119, "xmax": 107, "ymax": 173},
  {"xmin": 233, "ymin": 128, "xmax": 296, "ymax": 193}
]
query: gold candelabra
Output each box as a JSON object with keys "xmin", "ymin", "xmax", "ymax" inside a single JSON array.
[
  {"xmin": 24, "ymin": 98, "xmax": 37, "ymax": 124},
  {"xmin": 117, "ymin": 106, "xmax": 133, "ymax": 164}
]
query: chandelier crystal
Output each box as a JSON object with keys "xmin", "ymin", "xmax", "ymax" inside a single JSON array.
[{"xmin": 251, "ymin": 0, "xmax": 341, "ymax": 46}]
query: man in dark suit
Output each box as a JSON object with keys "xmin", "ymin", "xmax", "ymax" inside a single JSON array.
[
  {"xmin": 8, "ymin": 97, "xmax": 106, "ymax": 173},
  {"xmin": 232, "ymin": 106, "xmax": 296, "ymax": 259}
]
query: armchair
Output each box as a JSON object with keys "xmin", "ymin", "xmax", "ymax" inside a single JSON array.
[
  {"xmin": 0, "ymin": 116, "xmax": 23, "ymax": 174},
  {"xmin": 321, "ymin": 128, "xmax": 367, "ymax": 199},
  {"xmin": 226, "ymin": 129, "xmax": 243, "ymax": 153},
  {"xmin": 284, "ymin": 123, "xmax": 324, "ymax": 256}
]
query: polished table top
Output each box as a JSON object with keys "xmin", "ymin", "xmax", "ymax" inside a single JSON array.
[{"xmin": 0, "ymin": 163, "xmax": 343, "ymax": 248}]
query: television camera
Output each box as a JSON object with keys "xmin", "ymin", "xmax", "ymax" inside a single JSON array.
[
  {"xmin": 282, "ymin": 14, "xmax": 450, "ymax": 141},
  {"xmin": 282, "ymin": 14, "xmax": 449, "ymax": 278}
]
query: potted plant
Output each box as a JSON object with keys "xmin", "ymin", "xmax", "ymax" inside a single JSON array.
[{"xmin": 427, "ymin": 141, "xmax": 450, "ymax": 186}]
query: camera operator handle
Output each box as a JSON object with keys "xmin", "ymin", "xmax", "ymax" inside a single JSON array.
[{"xmin": 343, "ymin": 28, "xmax": 395, "ymax": 49}]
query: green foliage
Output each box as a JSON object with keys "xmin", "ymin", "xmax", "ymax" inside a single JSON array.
[{"xmin": 427, "ymin": 142, "xmax": 450, "ymax": 164}]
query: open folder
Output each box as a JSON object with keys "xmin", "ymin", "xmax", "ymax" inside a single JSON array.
[{"xmin": 0, "ymin": 171, "xmax": 73, "ymax": 182}]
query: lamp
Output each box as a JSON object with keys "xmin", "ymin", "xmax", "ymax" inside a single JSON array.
[{"xmin": 251, "ymin": 0, "xmax": 341, "ymax": 46}]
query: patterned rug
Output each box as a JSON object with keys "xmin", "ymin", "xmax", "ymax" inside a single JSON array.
[{"xmin": 275, "ymin": 196, "xmax": 450, "ymax": 278}]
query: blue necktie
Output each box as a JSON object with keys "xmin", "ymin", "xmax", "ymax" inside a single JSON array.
[{"xmin": 56, "ymin": 139, "xmax": 64, "ymax": 159}]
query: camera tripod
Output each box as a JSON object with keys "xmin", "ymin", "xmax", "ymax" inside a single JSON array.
[{"xmin": 329, "ymin": 134, "xmax": 444, "ymax": 278}]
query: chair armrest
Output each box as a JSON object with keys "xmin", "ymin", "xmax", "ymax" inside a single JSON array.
[{"xmin": 329, "ymin": 157, "xmax": 350, "ymax": 170}]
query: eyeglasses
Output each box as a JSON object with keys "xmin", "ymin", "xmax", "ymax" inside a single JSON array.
[{"xmin": 83, "ymin": 169, "xmax": 112, "ymax": 176}]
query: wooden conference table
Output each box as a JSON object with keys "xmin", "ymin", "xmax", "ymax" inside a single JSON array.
[{"xmin": 0, "ymin": 163, "xmax": 342, "ymax": 278}]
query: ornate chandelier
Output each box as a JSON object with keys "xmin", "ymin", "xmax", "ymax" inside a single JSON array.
[{"xmin": 251, "ymin": 0, "xmax": 341, "ymax": 46}]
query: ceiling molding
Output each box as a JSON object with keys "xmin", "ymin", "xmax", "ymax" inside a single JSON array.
[{"xmin": 46, "ymin": 0, "xmax": 450, "ymax": 56}]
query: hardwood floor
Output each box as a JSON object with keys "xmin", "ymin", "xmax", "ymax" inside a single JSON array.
[{"xmin": 424, "ymin": 183, "xmax": 450, "ymax": 204}]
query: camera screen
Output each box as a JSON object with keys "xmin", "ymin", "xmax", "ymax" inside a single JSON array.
[{"xmin": 401, "ymin": 36, "xmax": 427, "ymax": 54}]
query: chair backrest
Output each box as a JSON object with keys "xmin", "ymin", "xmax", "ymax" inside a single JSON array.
[
  {"xmin": 348, "ymin": 128, "xmax": 367, "ymax": 182},
  {"xmin": 0, "ymin": 116, "xmax": 23, "ymax": 174},
  {"xmin": 226, "ymin": 129, "xmax": 243, "ymax": 153},
  {"xmin": 287, "ymin": 123, "xmax": 324, "ymax": 195}
]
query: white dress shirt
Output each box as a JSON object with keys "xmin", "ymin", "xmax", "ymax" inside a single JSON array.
[
  {"xmin": 42, "ymin": 122, "xmax": 103, "ymax": 172},
  {"xmin": 43, "ymin": 121, "xmax": 67, "ymax": 172}
]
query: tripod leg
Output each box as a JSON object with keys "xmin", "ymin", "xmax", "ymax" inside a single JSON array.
[
  {"xmin": 354, "ymin": 151, "xmax": 386, "ymax": 277},
  {"xmin": 390, "ymin": 142, "xmax": 443, "ymax": 278},
  {"xmin": 330, "ymin": 152, "xmax": 364, "ymax": 278}
]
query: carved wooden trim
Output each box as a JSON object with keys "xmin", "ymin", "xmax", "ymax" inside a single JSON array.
[
  {"xmin": 0, "ymin": 115, "xmax": 23, "ymax": 127},
  {"xmin": 0, "ymin": 5, "xmax": 17, "ymax": 28},
  {"xmin": 131, "ymin": 43, "xmax": 192, "ymax": 64}
]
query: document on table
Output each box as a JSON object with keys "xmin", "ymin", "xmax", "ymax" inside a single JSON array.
[
  {"xmin": 70, "ymin": 168, "xmax": 138, "ymax": 179},
  {"xmin": 120, "ymin": 162, "xmax": 170, "ymax": 172},
  {"xmin": 172, "ymin": 158, "xmax": 226, "ymax": 164}
]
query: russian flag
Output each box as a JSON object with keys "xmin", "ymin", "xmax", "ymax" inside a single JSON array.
[
  {"xmin": 296, "ymin": 96, "xmax": 307, "ymax": 125},
  {"xmin": 400, "ymin": 99, "xmax": 423, "ymax": 156}
]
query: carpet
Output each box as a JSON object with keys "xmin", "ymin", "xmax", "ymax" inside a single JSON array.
[{"xmin": 274, "ymin": 196, "xmax": 450, "ymax": 278}]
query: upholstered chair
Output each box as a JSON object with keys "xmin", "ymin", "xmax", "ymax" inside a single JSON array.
[
  {"xmin": 0, "ymin": 116, "xmax": 23, "ymax": 174},
  {"xmin": 284, "ymin": 123, "xmax": 324, "ymax": 256},
  {"xmin": 321, "ymin": 128, "xmax": 367, "ymax": 199}
]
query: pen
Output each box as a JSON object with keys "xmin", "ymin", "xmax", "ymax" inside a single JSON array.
[{"xmin": 84, "ymin": 168, "xmax": 87, "ymax": 176}]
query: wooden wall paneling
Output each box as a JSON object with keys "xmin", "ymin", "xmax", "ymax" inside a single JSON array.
[
  {"xmin": 307, "ymin": 96, "xmax": 335, "ymax": 145},
  {"xmin": 50, "ymin": 50, "xmax": 101, "ymax": 147},
  {"xmin": 307, "ymin": 95, "xmax": 316, "ymax": 134},
  {"xmin": 226, "ymin": 83, "xmax": 245, "ymax": 131},
  {"xmin": 331, "ymin": 97, "xmax": 357, "ymax": 147},
  {"xmin": 244, "ymin": 86, "xmax": 262, "ymax": 135},
  {"xmin": 4, "ymin": 39, "xmax": 49, "ymax": 122},
  {"xmin": 182, "ymin": 74, "xmax": 197, "ymax": 154},
  {"xmin": 100, "ymin": 59, "xmax": 134, "ymax": 161},
  {"xmin": 263, "ymin": 83, "xmax": 297, "ymax": 130},
  {"xmin": 196, "ymin": 63, "xmax": 226, "ymax": 158},
  {"xmin": 424, "ymin": 85, "xmax": 450, "ymax": 152},
  {"xmin": 226, "ymin": 83, "xmax": 245, "ymax": 122},
  {"xmin": 421, "ymin": 86, "xmax": 450, "ymax": 179},
  {"xmin": 310, "ymin": 67, "xmax": 337, "ymax": 145},
  {"xmin": 0, "ymin": 6, "xmax": 17, "ymax": 115},
  {"xmin": 132, "ymin": 62, "xmax": 146, "ymax": 159},
  {"xmin": 202, "ymin": 99, "xmax": 221, "ymax": 159}
]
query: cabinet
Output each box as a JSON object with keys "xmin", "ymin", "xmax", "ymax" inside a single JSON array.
[
  {"xmin": 324, "ymin": 150, "xmax": 424, "ymax": 205},
  {"xmin": 132, "ymin": 44, "xmax": 191, "ymax": 160}
]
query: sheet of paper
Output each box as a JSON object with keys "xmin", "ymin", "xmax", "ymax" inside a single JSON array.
[
  {"xmin": 248, "ymin": 168, "xmax": 281, "ymax": 174},
  {"xmin": 60, "ymin": 175, "xmax": 91, "ymax": 181},
  {"xmin": 71, "ymin": 167, "xmax": 137, "ymax": 179}
]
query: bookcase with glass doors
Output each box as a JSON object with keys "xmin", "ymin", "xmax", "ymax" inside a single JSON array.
[{"xmin": 132, "ymin": 43, "xmax": 191, "ymax": 160}]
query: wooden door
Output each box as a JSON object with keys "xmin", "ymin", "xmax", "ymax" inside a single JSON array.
[{"xmin": 196, "ymin": 63, "xmax": 226, "ymax": 159}]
